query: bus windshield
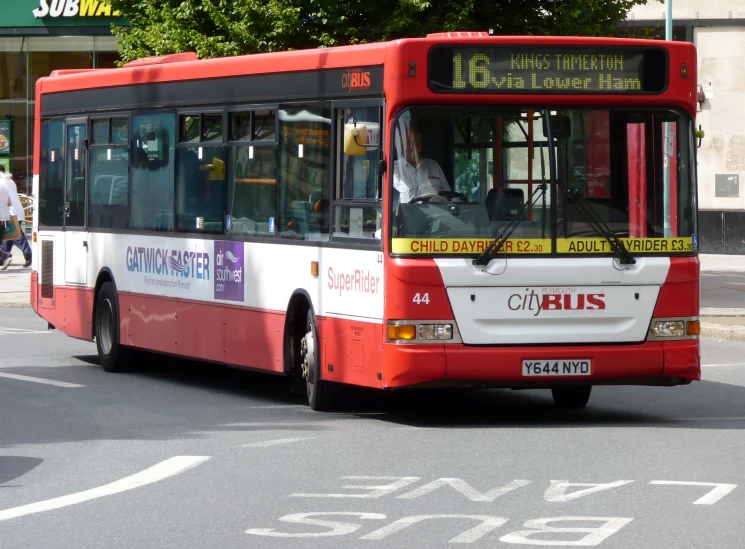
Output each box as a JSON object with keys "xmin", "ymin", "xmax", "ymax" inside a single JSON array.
[{"xmin": 391, "ymin": 106, "xmax": 697, "ymax": 255}]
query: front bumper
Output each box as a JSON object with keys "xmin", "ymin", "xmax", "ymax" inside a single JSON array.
[{"xmin": 382, "ymin": 340, "xmax": 699, "ymax": 389}]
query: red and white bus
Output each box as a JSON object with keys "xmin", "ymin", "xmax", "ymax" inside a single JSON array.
[{"xmin": 31, "ymin": 33, "xmax": 701, "ymax": 410}]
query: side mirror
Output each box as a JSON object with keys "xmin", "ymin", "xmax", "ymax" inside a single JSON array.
[
  {"xmin": 695, "ymin": 125, "xmax": 705, "ymax": 148},
  {"xmin": 343, "ymin": 124, "xmax": 369, "ymax": 156}
]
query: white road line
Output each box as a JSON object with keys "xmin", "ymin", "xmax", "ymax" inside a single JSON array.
[
  {"xmin": 0, "ymin": 372, "xmax": 84, "ymax": 388},
  {"xmin": 224, "ymin": 422, "xmax": 328, "ymax": 428},
  {"xmin": 0, "ymin": 357, "xmax": 95, "ymax": 369},
  {"xmin": 241, "ymin": 405, "xmax": 306, "ymax": 409},
  {"xmin": 241, "ymin": 437, "xmax": 314, "ymax": 448},
  {"xmin": 0, "ymin": 330, "xmax": 50, "ymax": 336},
  {"xmin": 678, "ymin": 417, "xmax": 745, "ymax": 421},
  {"xmin": 0, "ymin": 456, "xmax": 211, "ymax": 523},
  {"xmin": 702, "ymin": 363, "xmax": 745, "ymax": 368}
]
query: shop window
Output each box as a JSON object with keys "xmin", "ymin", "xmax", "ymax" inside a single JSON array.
[
  {"xmin": 0, "ymin": 38, "xmax": 27, "ymax": 100},
  {"xmin": 277, "ymin": 104, "xmax": 331, "ymax": 240},
  {"xmin": 1, "ymin": 101, "xmax": 31, "ymax": 194},
  {"xmin": 176, "ymin": 112, "xmax": 225, "ymax": 233},
  {"xmin": 129, "ymin": 112, "xmax": 176, "ymax": 231}
]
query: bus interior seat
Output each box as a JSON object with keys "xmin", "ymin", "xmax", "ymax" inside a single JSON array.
[
  {"xmin": 485, "ymin": 187, "xmax": 524, "ymax": 220},
  {"xmin": 109, "ymin": 176, "xmax": 128, "ymax": 205},
  {"xmin": 69, "ymin": 177, "xmax": 85, "ymax": 204},
  {"xmin": 93, "ymin": 175, "xmax": 114, "ymax": 204},
  {"xmin": 152, "ymin": 212, "xmax": 174, "ymax": 231},
  {"xmin": 398, "ymin": 202, "xmax": 491, "ymax": 237}
]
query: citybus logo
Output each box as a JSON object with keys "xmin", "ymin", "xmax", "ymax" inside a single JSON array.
[
  {"xmin": 508, "ymin": 288, "xmax": 606, "ymax": 317},
  {"xmin": 342, "ymin": 68, "xmax": 372, "ymax": 92},
  {"xmin": 33, "ymin": 0, "xmax": 121, "ymax": 18}
]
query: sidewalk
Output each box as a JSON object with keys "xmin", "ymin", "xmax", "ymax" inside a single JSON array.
[
  {"xmin": 2, "ymin": 251, "xmax": 745, "ymax": 339},
  {"xmin": 0, "ymin": 247, "xmax": 31, "ymax": 309}
]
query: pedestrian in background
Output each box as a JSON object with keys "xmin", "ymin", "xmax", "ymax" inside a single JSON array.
[
  {"xmin": 0, "ymin": 178, "xmax": 11, "ymax": 268},
  {"xmin": 0, "ymin": 165, "xmax": 31, "ymax": 269}
]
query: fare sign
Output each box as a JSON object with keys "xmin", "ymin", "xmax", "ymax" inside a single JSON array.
[{"xmin": 428, "ymin": 46, "xmax": 667, "ymax": 94}]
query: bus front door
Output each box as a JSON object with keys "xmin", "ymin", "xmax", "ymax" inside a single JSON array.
[{"xmin": 63, "ymin": 120, "xmax": 88, "ymax": 286}]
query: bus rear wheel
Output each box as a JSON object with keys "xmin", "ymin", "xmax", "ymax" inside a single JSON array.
[
  {"xmin": 551, "ymin": 386, "xmax": 592, "ymax": 409},
  {"xmin": 95, "ymin": 281, "xmax": 131, "ymax": 373},
  {"xmin": 300, "ymin": 309, "xmax": 335, "ymax": 411}
]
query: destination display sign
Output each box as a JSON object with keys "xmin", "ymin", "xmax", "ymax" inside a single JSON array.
[{"xmin": 428, "ymin": 46, "xmax": 667, "ymax": 94}]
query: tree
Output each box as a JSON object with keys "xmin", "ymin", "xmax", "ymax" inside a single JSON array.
[{"xmin": 109, "ymin": 0, "xmax": 653, "ymax": 63}]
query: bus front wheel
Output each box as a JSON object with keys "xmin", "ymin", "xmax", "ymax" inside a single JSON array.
[
  {"xmin": 300, "ymin": 309, "xmax": 335, "ymax": 411},
  {"xmin": 551, "ymin": 386, "xmax": 592, "ymax": 409},
  {"xmin": 95, "ymin": 282, "xmax": 130, "ymax": 373}
]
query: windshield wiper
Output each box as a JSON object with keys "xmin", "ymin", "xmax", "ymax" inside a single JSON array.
[
  {"xmin": 474, "ymin": 140, "xmax": 549, "ymax": 266},
  {"xmin": 474, "ymin": 183, "xmax": 547, "ymax": 266},
  {"xmin": 563, "ymin": 189, "xmax": 636, "ymax": 265}
]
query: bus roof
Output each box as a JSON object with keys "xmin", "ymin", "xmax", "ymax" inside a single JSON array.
[{"xmin": 37, "ymin": 34, "xmax": 694, "ymax": 96}]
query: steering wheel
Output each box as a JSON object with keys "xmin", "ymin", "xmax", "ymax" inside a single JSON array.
[{"xmin": 409, "ymin": 191, "xmax": 470, "ymax": 204}]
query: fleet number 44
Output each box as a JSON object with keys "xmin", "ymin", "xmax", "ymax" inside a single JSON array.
[{"xmin": 412, "ymin": 293, "xmax": 430, "ymax": 304}]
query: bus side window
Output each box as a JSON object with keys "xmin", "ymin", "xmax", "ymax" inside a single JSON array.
[
  {"xmin": 334, "ymin": 105, "xmax": 382, "ymax": 239},
  {"xmin": 175, "ymin": 113, "xmax": 225, "ymax": 234},
  {"xmin": 277, "ymin": 104, "xmax": 331, "ymax": 240},
  {"xmin": 129, "ymin": 112, "xmax": 176, "ymax": 232},
  {"xmin": 227, "ymin": 143, "xmax": 278, "ymax": 237},
  {"xmin": 38, "ymin": 120, "xmax": 66, "ymax": 227},
  {"xmin": 89, "ymin": 117, "xmax": 130, "ymax": 229}
]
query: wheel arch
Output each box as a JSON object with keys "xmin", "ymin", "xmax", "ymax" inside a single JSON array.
[
  {"xmin": 91, "ymin": 268, "xmax": 118, "ymax": 340},
  {"xmin": 282, "ymin": 289, "xmax": 318, "ymax": 376}
]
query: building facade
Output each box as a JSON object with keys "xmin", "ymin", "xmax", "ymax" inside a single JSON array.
[
  {"xmin": 0, "ymin": 0, "xmax": 126, "ymax": 193},
  {"xmin": 624, "ymin": 2, "xmax": 745, "ymax": 254}
]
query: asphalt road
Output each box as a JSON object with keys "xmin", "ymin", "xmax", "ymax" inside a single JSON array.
[
  {"xmin": 701, "ymin": 271, "xmax": 745, "ymax": 309},
  {"xmin": 1, "ymin": 308, "xmax": 744, "ymax": 548}
]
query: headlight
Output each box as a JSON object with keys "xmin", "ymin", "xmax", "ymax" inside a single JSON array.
[
  {"xmin": 387, "ymin": 321, "xmax": 459, "ymax": 343},
  {"xmin": 418, "ymin": 324, "xmax": 453, "ymax": 340},
  {"xmin": 651, "ymin": 321, "xmax": 686, "ymax": 337}
]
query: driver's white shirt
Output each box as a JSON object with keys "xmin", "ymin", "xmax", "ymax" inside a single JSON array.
[{"xmin": 393, "ymin": 158, "xmax": 450, "ymax": 203}]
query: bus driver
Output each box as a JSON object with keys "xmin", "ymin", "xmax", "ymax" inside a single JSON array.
[{"xmin": 393, "ymin": 127, "xmax": 451, "ymax": 203}]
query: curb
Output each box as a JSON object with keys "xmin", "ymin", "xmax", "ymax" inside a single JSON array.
[
  {"xmin": 700, "ymin": 322, "xmax": 745, "ymax": 342},
  {"xmin": 700, "ymin": 308, "xmax": 745, "ymax": 318},
  {"xmin": 0, "ymin": 301, "xmax": 31, "ymax": 309}
]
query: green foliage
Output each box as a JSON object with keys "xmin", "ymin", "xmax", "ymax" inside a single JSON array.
[{"xmin": 109, "ymin": 0, "xmax": 652, "ymax": 63}]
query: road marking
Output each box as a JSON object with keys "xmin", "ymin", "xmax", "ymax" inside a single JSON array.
[
  {"xmin": 225, "ymin": 422, "xmax": 321, "ymax": 428},
  {"xmin": 0, "ymin": 456, "xmax": 211, "ymax": 522},
  {"xmin": 702, "ymin": 363, "xmax": 745, "ymax": 368},
  {"xmin": 241, "ymin": 405, "xmax": 306, "ymax": 409},
  {"xmin": 0, "ymin": 357, "xmax": 97, "ymax": 369},
  {"xmin": 0, "ymin": 327, "xmax": 52, "ymax": 336},
  {"xmin": 678, "ymin": 417, "xmax": 745, "ymax": 421},
  {"xmin": 241, "ymin": 437, "xmax": 314, "ymax": 448},
  {"xmin": 649, "ymin": 481, "xmax": 738, "ymax": 505},
  {"xmin": 360, "ymin": 514, "xmax": 508, "ymax": 543},
  {"xmin": 0, "ymin": 372, "xmax": 84, "ymax": 388}
]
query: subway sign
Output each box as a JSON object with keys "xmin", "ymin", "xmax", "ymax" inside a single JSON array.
[{"xmin": 33, "ymin": 0, "xmax": 121, "ymax": 18}]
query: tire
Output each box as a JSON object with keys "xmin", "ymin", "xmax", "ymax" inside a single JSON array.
[
  {"xmin": 301, "ymin": 309, "xmax": 335, "ymax": 411},
  {"xmin": 551, "ymin": 386, "xmax": 592, "ymax": 409},
  {"xmin": 95, "ymin": 281, "xmax": 131, "ymax": 373}
]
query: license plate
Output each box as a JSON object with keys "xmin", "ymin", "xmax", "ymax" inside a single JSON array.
[{"xmin": 522, "ymin": 360, "xmax": 592, "ymax": 376}]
